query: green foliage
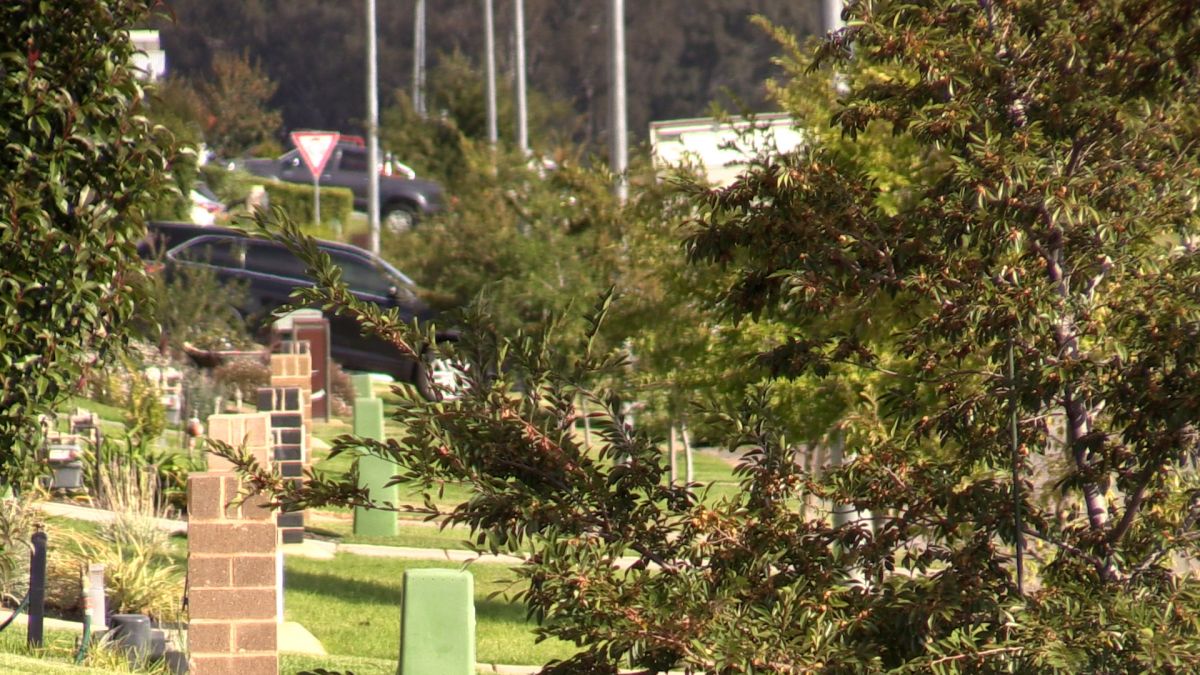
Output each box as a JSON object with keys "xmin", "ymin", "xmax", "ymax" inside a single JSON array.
[
  {"xmin": 384, "ymin": 142, "xmax": 629, "ymax": 352},
  {"xmin": 211, "ymin": 357, "xmax": 271, "ymax": 403},
  {"xmin": 381, "ymin": 51, "xmax": 578, "ymax": 187},
  {"xmin": 121, "ymin": 369, "xmax": 166, "ymax": 451},
  {"xmin": 197, "ymin": 51, "xmax": 283, "ymax": 158},
  {"xmin": 49, "ymin": 459, "xmax": 186, "ymax": 620},
  {"xmin": 261, "ymin": 179, "xmax": 354, "ymax": 231},
  {"xmin": 202, "ymin": 164, "xmax": 354, "ymax": 231},
  {"xmin": 48, "ymin": 516, "xmax": 183, "ymax": 622},
  {"xmin": 145, "ymin": 76, "xmax": 208, "ymax": 221},
  {"xmin": 0, "ymin": 0, "xmax": 173, "ymax": 487},
  {"xmin": 0, "ymin": 494, "xmax": 40, "ymax": 603},
  {"xmin": 217, "ymin": 2, "xmax": 1200, "ymax": 671},
  {"xmin": 684, "ymin": 0, "xmax": 1200, "ymax": 669},
  {"xmin": 144, "ymin": 260, "xmax": 254, "ymax": 352}
]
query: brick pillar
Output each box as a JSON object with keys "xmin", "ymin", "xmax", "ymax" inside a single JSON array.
[
  {"xmin": 269, "ymin": 352, "xmax": 313, "ymax": 441},
  {"xmin": 257, "ymin": 387, "xmax": 307, "ymax": 544},
  {"xmin": 187, "ymin": 473, "xmax": 279, "ymax": 675},
  {"xmin": 205, "ymin": 413, "xmax": 272, "ymax": 473}
]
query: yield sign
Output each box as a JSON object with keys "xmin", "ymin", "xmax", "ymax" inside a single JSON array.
[{"xmin": 290, "ymin": 131, "xmax": 341, "ymax": 176}]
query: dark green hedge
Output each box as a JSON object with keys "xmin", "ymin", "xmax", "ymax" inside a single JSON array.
[{"xmin": 198, "ymin": 164, "xmax": 353, "ymax": 228}]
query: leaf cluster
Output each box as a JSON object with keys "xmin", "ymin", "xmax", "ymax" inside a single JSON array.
[{"xmin": 0, "ymin": 0, "xmax": 174, "ymax": 485}]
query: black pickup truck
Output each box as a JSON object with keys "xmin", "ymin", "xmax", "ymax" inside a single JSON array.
[{"xmin": 240, "ymin": 140, "xmax": 445, "ymax": 232}]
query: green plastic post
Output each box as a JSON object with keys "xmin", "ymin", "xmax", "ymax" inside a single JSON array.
[
  {"xmin": 352, "ymin": 373, "xmax": 375, "ymax": 401},
  {"xmin": 399, "ymin": 569, "xmax": 475, "ymax": 675},
  {"xmin": 353, "ymin": 398, "xmax": 397, "ymax": 537}
]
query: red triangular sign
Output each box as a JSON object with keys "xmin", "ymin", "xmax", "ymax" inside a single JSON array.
[{"xmin": 290, "ymin": 131, "xmax": 341, "ymax": 177}]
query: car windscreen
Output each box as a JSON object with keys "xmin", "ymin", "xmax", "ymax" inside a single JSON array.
[
  {"xmin": 325, "ymin": 249, "xmax": 412, "ymax": 298},
  {"xmin": 171, "ymin": 235, "xmax": 242, "ymax": 268},
  {"xmin": 338, "ymin": 149, "xmax": 367, "ymax": 172},
  {"xmin": 244, "ymin": 240, "xmax": 308, "ymax": 280}
]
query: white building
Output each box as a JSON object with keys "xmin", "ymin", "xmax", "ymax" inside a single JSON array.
[
  {"xmin": 649, "ymin": 113, "xmax": 804, "ymax": 187},
  {"xmin": 129, "ymin": 29, "xmax": 166, "ymax": 81}
]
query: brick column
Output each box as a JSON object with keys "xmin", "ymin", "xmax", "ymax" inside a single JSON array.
[
  {"xmin": 187, "ymin": 473, "xmax": 279, "ymax": 675},
  {"xmin": 257, "ymin": 387, "xmax": 307, "ymax": 544},
  {"xmin": 269, "ymin": 352, "xmax": 313, "ymax": 441},
  {"xmin": 205, "ymin": 413, "xmax": 272, "ymax": 473}
]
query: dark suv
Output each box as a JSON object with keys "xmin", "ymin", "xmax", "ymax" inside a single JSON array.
[{"xmin": 141, "ymin": 221, "xmax": 444, "ymax": 392}]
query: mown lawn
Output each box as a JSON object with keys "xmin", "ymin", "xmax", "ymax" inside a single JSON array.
[
  {"xmin": 306, "ymin": 410, "xmax": 747, "ymax": 553},
  {"xmin": 0, "ymin": 626, "xmax": 154, "ymax": 674},
  {"xmin": 283, "ymin": 554, "xmax": 576, "ymax": 667},
  {"xmin": 306, "ymin": 512, "xmax": 480, "ymax": 550}
]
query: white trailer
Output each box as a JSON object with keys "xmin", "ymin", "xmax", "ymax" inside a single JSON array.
[{"xmin": 649, "ymin": 113, "xmax": 804, "ymax": 187}]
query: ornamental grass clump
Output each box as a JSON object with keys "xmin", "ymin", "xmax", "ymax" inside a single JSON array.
[{"xmin": 47, "ymin": 462, "xmax": 182, "ymax": 623}]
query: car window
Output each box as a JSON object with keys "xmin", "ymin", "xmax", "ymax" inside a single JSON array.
[
  {"xmin": 172, "ymin": 236, "xmax": 242, "ymax": 269},
  {"xmin": 245, "ymin": 241, "xmax": 308, "ymax": 280},
  {"xmin": 338, "ymin": 148, "xmax": 367, "ymax": 172},
  {"xmin": 325, "ymin": 249, "xmax": 397, "ymax": 297}
]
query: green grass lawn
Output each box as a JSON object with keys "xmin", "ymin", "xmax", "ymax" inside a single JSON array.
[
  {"xmin": 307, "ymin": 515, "xmax": 480, "ymax": 550},
  {"xmin": 0, "ymin": 627, "xmax": 152, "ymax": 674},
  {"xmin": 60, "ymin": 397, "xmax": 127, "ymax": 427},
  {"xmin": 283, "ymin": 554, "xmax": 575, "ymax": 666},
  {"xmin": 306, "ymin": 415, "xmax": 747, "ymax": 551},
  {"xmin": 282, "ymin": 653, "xmax": 397, "ymax": 675}
]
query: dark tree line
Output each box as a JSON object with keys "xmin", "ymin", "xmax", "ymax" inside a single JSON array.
[{"xmin": 155, "ymin": 0, "xmax": 823, "ymax": 147}]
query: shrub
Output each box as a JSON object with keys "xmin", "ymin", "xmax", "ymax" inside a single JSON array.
[
  {"xmin": 199, "ymin": 165, "xmax": 353, "ymax": 230},
  {"xmin": 0, "ymin": 494, "xmax": 41, "ymax": 604},
  {"xmin": 48, "ymin": 462, "xmax": 182, "ymax": 622},
  {"xmin": 0, "ymin": 0, "xmax": 173, "ymax": 487},
  {"xmin": 143, "ymin": 258, "xmax": 254, "ymax": 352},
  {"xmin": 212, "ymin": 357, "xmax": 271, "ymax": 405},
  {"xmin": 48, "ymin": 528, "xmax": 183, "ymax": 622},
  {"xmin": 122, "ymin": 369, "xmax": 166, "ymax": 450}
]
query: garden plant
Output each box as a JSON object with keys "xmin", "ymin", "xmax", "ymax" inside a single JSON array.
[{"xmin": 218, "ymin": 1, "xmax": 1200, "ymax": 672}]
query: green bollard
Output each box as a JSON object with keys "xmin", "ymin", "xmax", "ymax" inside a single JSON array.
[
  {"xmin": 352, "ymin": 373, "xmax": 375, "ymax": 401},
  {"xmin": 399, "ymin": 569, "xmax": 475, "ymax": 675},
  {"xmin": 353, "ymin": 398, "xmax": 398, "ymax": 537}
]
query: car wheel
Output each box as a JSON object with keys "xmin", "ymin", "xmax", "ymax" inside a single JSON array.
[{"xmin": 383, "ymin": 204, "xmax": 417, "ymax": 234}]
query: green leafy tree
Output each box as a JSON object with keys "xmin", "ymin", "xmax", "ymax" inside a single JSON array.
[
  {"xmin": 198, "ymin": 51, "xmax": 282, "ymax": 158},
  {"xmin": 687, "ymin": 0, "xmax": 1200, "ymax": 667},
  {"xmin": 1, "ymin": 1, "xmax": 173, "ymax": 485},
  {"xmin": 145, "ymin": 75, "xmax": 208, "ymax": 220},
  {"xmin": 385, "ymin": 139, "xmax": 629, "ymax": 353},
  {"xmin": 381, "ymin": 51, "xmax": 579, "ymax": 188},
  {"xmin": 219, "ymin": 1, "xmax": 1200, "ymax": 672}
]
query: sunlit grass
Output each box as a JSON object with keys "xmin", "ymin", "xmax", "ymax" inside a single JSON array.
[{"xmin": 283, "ymin": 554, "xmax": 575, "ymax": 666}]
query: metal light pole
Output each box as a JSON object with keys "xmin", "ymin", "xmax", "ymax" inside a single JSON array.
[
  {"xmin": 823, "ymin": 0, "xmax": 843, "ymax": 36},
  {"xmin": 367, "ymin": 0, "xmax": 381, "ymax": 254},
  {"xmin": 484, "ymin": 0, "xmax": 498, "ymax": 145},
  {"xmin": 514, "ymin": 0, "xmax": 528, "ymax": 154},
  {"xmin": 413, "ymin": 0, "xmax": 427, "ymax": 117},
  {"xmin": 609, "ymin": 0, "xmax": 627, "ymax": 203}
]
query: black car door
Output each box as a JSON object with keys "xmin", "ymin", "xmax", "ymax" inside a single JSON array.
[
  {"xmin": 241, "ymin": 240, "xmax": 316, "ymax": 328},
  {"xmin": 328, "ymin": 147, "xmax": 369, "ymax": 210}
]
